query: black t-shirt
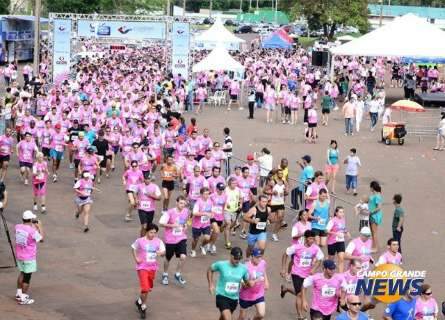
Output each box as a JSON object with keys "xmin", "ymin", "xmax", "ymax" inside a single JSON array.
[
  {"xmin": 92, "ymin": 139, "xmax": 109, "ymax": 156},
  {"xmin": 392, "ymin": 65, "xmax": 400, "ymax": 76},
  {"xmin": 68, "ymin": 127, "xmax": 81, "ymax": 142}
]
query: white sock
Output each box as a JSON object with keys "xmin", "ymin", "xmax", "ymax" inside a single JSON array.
[
  {"xmin": 16, "ymin": 289, "xmax": 22, "ymax": 296},
  {"xmin": 137, "ymin": 298, "xmax": 142, "ymax": 305},
  {"xmin": 175, "ymin": 272, "xmax": 180, "ymax": 277},
  {"xmin": 163, "ymin": 272, "xmax": 168, "ymax": 276},
  {"xmin": 141, "ymin": 304, "xmax": 147, "ymax": 310}
]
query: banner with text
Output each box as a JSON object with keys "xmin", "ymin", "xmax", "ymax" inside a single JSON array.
[
  {"xmin": 171, "ymin": 22, "xmax": 190, "ymax": 77},
  {"xmin": 52, "ymin": 19, "xmax": 72, "ymax": 83},
  {"xmin": 77, "ymin": 20, "xmax": 166, "ymax": 40}
]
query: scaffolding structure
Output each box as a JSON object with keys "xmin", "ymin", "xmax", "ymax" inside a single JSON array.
[{"xmin": 48, "ymin": 12, "xmax": 190, "ymax": 82}]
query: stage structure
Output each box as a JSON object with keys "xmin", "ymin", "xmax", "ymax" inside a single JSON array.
[{"xmin": 48, "ymin": 13, "xmax": 190, "ymax": 83}]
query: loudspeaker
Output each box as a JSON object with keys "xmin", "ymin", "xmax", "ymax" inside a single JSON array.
[{"xmin": 312, "ymin": 51, "xmax": 329, "ymax": 67}]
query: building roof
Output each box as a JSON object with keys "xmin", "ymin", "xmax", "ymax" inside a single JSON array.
[
  {"xmin": 0, "ymin": 15, "xmax": 49, "ymax": 23},
  {"xmin": 368, "ymin": 4, "xmax": 445, "ymax": 20}
]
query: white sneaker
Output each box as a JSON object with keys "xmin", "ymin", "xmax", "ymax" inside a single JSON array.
[
  {"xmin": 24, "ymin": 179, "xmax": 28, "ymax": 185},
  {"xmin": 211, "ymin": 245, "xmax": 216, "ymax": 254},
  {"xmin": 200, "ymin": 246, "xmax": 207, "ymax": 256},
  {"xmin": 33, "ymin": 204, "xmax": 38, "ymax": 211},
  {"xmin": 69, "ymin": 163, "xmax": 74, "ymax": 169},
  {"xmin": 52, "ymin": 174, "xmax": 57, "ymax": 183},
  {"xmin": 190, "ymin": 250, "xmax": 196, "ymax": 258},
  {"xmin": 272, "ymin": 234, "xmax": 279, "ymax": 242},
  {"xmin": 19, "ymin": 297, "xmax": 34, "ymax": 305}
]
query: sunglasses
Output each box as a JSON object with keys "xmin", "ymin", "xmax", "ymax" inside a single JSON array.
[
  {"xmin": 132, "ymin": 166, "xmax": 138, "ymax": 168},
  {"xmin": 349, "ymin": 302, "xmax": 362, "ymax": 306},
  {"xmin": 424, "ymin": 292, "xmax": 432, "ymax": 295}
]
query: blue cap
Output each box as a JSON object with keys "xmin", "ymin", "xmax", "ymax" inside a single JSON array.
[
  {"xmin": 252, "ymin": 248, "xmax": 263, "ymax": 257},
  {"xmin": 323, "ymin": 259, "xmax": 336, "ymax": 270}
]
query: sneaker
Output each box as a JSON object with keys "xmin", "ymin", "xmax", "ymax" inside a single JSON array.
[
  {"xmin": 231, "ymin": 230, "xmax": 236, "ymax": 236},
  {"xmin": 24, "ymin": 179, "xmax": 28, "ymax": 185},
  {"xmin": 83, "ymin": 226, "xmax": 89, "ymax": 233},
  {"xmin": 200, "ymin": 246, "xmax": 207, "ymax": 256},
  {"xmin": 69, "ymin": 163, "xmax": 74, "ymax": 169},
  {"xmin": 190, "ymin": 250, "xmax": 196, "ymax": 258},
  {"xmin": 280, "ymin": 222, "xmax": 288, "ymax": 229},
  {"xmin": 19, "ymin": 297, "xmax": 34, "ymax": 305},
  {"xmin": 239, "ymin": 231, "xmax": 247, "ymax": 239},
  {"xmin": 271, "ymin": 234, "xmax": 279, "ymax": 242},
  {"xmin": 210, "ymin": 244, "xmax": 217, "ymax": 255},
  {"xmin": 41, "ymin": 206, "xmax": 46, "ymax": 214},
  {"xmin": 33, "ymin": 204, "xmax": 38, "ymax": 211},
  {"xmin": 174, "ymin": 273, "xmax": 187, "ymax": 285},
  {"xmin": 135, "ymin": 299, "xmax": 142, "ymax": 312},
  {"xmin": 16, "ymin": 294, "xmax": 28, "ymax": 301},
  {"xmin": 52, "ymin": 174, "xmax": 57, "ymax": 183},
  {"xmin": 140, "ymin": 308, "xmax": 146, "ymax": 319},
  {"xmin": 124, "ymin": 215, "xmax": 133, "ymax": 222},
  {"xmin": 161, "ymin": 273, "xmax": 169, "ymax": 285},
  {"xmin": 225, "ymin": 242, "xmax": 232, "ymax": 250}
]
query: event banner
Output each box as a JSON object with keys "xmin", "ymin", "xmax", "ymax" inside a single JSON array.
[
  {"xmin": 77, "ymin": 20, "xmax": 166, "ymax": 40},
  {"xmin": 52, "ymin": 19, "xmax": 72, "ymax": 83},
  {"xmin": 171, "ymin": 22, "xmax": 190, "ymax": 77}
]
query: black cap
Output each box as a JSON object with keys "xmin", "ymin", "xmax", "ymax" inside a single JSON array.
[
  {"xmin": 230, "ymin": 247, "xmax": 243, "ymax": 260},
  {"xmin": 216, "ymin": 182, "xmax": 226, "ymax": 191},
  {"xmin": 302, "ymin": 155, "xmax": 311, "ymax": 163},
  {"xmin": 323, "ymin": 259, "xmax": 336, "ymax": 270}
]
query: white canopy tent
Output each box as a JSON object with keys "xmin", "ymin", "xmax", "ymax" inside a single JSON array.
[
  {"xmin": 331, "ymin": 14, "xmax": 445, "ymax": 59},
  {"xmin": 192, "ymin": 46, "xmax": 245, "ymax": 74},
  {"xmin": 194, "ymin": 17, "xmax": 245, "ymax": 51}
]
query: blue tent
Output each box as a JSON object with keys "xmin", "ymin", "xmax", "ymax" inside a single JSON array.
[{"xmin": 262, "ymin": 33, "xmax": 292, "ymax": 49}]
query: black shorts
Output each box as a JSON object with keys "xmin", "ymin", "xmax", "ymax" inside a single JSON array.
[
  {"xmin": 310, "ymin": 308, "xmax": 331, "ymax": 320},
  {"xmin": 292, "ymin": 274, "xmax": 305, "ymax": 294},
  {"xmin": 138, "ymin": 210, "xmax": 154, "ymax": 225},
  {"xmin": 42, "ymin": 147, "xmax": 50, "ymax": 158},
  {"xmin": 210, "ymin": 218, "xmax": 223, "ymax": 227},
  {"xmin": 308, "ymin": 123, "xmax": 317, "ymax": 128},
  {"xmin": 242, "ymin": 201, "xmax": 251, "ymax": 213},
  {"xmin": 284, "ymin": 106, "xmax": 291, "ymax": 115},
  {"xmin": 165, "ymin": 239, "xmax": 187, "ymax": 261},
  {"xmin": 239, "ymin": 296, "xmax": 265, "ymax": 309},
  {"xmin": 327, "ymin": 242, "xmax": 345, "ymax": 256},
  {"xmin": 250, "ymin": 187, "xmax": 257, "ymax": 196},
  {"xmin": 270, "ymin": 204, "xmax": 285, "ymax": 212},
  {"xmin": 19, "ymin": 161, "xmax": 32, "ymax": 169},
  {"xmin": 216, "ymin": 295, "xmax": 238, "ymax": 313},
  {"xmin": 230, "ymin": 94, "xmax": 238, "ymax": 100},
  {"xmin": 162, "ymin": 180, "xmax": 175, "ymax": 191},
  {"xmin": 99, "ymin": 157, "xmax": 108, "ymax": 168},
  {"xmin": 0, "ymin": 155, "xmax": 10, "ymax": 163},
  {"xmin": 192, "ymin": 226, "xmax": 211, "ymax": 239},
  {"xmin": 312, "ymin": 228, "xmax": 327, "ymax": 237},
  {"xmin": 321, "ymin": 108, "xmax": 330, "ymax": 114},
  {"xmin": 74, "ymin": 159, "xmax": 81, "ymax": 169}
]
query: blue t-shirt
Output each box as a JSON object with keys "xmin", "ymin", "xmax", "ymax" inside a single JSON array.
[
  {"xmin": 299, "ymin": 165, "xmax": 314, "ymax": 188},
  {"xmin": 336, "ymin": 311, "xmax": 369, "ymax": 320},
  {"xmin": 311, "ymin": 199, "xmax": 330, "ymax": 231},
  {"xmin": 211, "ymin": 260, "xmax": 248, "ymax": 300},
  {"xmin": 384, "ymin": 298, "xmax": 416, "ymax": 320}
]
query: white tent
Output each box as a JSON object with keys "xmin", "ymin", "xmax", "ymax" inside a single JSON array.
[
  {"xmin": 194, "ymin": 17, "xmax": 245, "ymax": 51},
  {"xmin": 336, "ymin": 35, "xmax": 355, "ymax": 42},
  {"xmin": 192, "ymin": 46, "xmax": 245, "ymax": 73},
  {"xmin": 331, "ymin": 14, "xmax": 445, "ymax": 59}
]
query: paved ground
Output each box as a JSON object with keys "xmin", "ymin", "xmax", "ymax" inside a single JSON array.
[{"xmin": 0, "ymin": 88, "xmax": 444, "ymax": 320}]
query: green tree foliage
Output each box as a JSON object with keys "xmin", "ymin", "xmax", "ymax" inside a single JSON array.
[
  {"xmin": 292, "ymin": 0, "xmax": 369, "ymax": 39},
  {"xmin": 0, "ymin": 0, "xmax": 10, "ymax": 14}
]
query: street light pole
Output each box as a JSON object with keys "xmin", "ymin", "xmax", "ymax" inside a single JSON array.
[
  {"xmin": 379, "ymin": 0, "xmax": 383, "ymax": 27},
  {"xmin": 240, "ymin": 0, "xmax": 243, "ymax": 13},
  {"xmin": 183, "ymin": 0, "xmax": 186, "ymax": 17},
  {"xmin": 166, "ymin": 0, "xmax": 170, "ymax": 16},
  {"xmin": 210, "ymin": 0, "xmax": 213, "ymax": 18},
  {"xmin": 33, "ymin": 0, "xmax": 41, "ymax": 76}
]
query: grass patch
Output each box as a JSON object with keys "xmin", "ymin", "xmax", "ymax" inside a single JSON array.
[{"xmin": 298, "ymin": 36, "xmax": 317, "ymax": 48}]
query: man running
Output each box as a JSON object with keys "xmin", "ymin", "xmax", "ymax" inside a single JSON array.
[
  {"xmin": 0, "ymin": 127, "xmax": 14, "ymax": 181},
  {"xmin": 207, "ymin": 247, "xmax": 251, "ymax": 320},
  {"xmin": 160, "ymin": 155, "xmax": 178, "ymax": 212},
  {"xmin": 159, "ymin": 196, "xmax": 188, "ymax": 286},
  {"xmin": 131, "ymin": 223, "xmax": 165, "ymax": 319},
  {"xmin": 243, "ymin": 195, "xmax": 270, "ymax": 257},
  {"xmin": 135, "ymin": 174, "xmax": 161, "ymax": 237}
]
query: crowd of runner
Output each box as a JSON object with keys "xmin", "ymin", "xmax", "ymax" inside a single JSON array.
[{"xmin": 0, "ymin": 44, "xmax": 443, "ymax": 320}]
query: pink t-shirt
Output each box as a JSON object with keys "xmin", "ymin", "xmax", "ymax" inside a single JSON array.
[
  {"xmin": 136, "ymin": 182, "xmax": 161, "ymax": 212},
  {"xmin": 237, "ymin": 176, "xmax": 253, "ymax": 202},
  {"xmin": 326, "ymin": 216, "xmax": 347, "ymax": 245},
  {"xmin": 17, "ymin": 140, "xmax": 37, "ymax": 163},
  {"xmin": 286, "ymin": 243, "xmax": 324, "ymax": 278},
  {"xmin": 80, "ymin": 155, "xmax": 98, "ymax": 175},
  {"xmin": 131, "ymin": 237, "xmax": 165, "ymax": 271},
  {"xmin": 341, "ymin": 269, "xmax": 362, "ymax": 296},
  {"xmin": 0, "ymin": 135, "xmax": 14, "ymax": 156},
  {"xmin": 160, "ymin": 207, "xmax": 189, "ymax": 244},
  {"xmin": 304, "ymin": 273, "xmax": 345, "ymax": 316},
  {"xmin": 73, "ymin": 139, "xmax": 89, "ymax": 160},
  {"xmin": 199, "ymin": 156, "xmax": 215, "ymax": 177},
  {"xmin": 415, "ymin": 297, "xmax": 438, "ymax": 319},
  {"xmin": 187, "ymin": 175, "xmax": 208, "ymax": 201},
  {"xmin": 15, "ymin": 224, "xmax": 42, "ymax": 261},
  {"xmin": 291, "ymin": 221, "xmax": 311, "ymax": 245},
  {"xmin": 239, "ymin": 259, "xmax": 267, "ymax": 301},
  {"xmin": 123, "ymin": 169, "xmax": 144, "ymax": 192},
  {"xmin": 32, "ymin": 161, "xmax": 48, "ymax": 184},
  {"xmin": 210, "ymin": 192, "xmax": 227, "ymax": 222},
  {"xmin": 376, "ymin": 251, "xmax": 403, "ymax": 266},
  {"xmin": 192, "ymin": 197, "xmax": 212, "ymax": 229},
  {"xmin": 346, "ymin": 238, "xmax": 372, "ymax": 271},
  {"xmin": 207, "ymin": 175, "xmax": 225, "ymax": 193}
]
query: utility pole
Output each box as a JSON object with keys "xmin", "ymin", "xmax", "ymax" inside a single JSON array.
[
  {"xmin": 379, "ymin": 0, "xmax": 383, "ymax": 27},
  {"xmin": 256, "ymin": 0, "xmax": 259, "ymax": 10},
  {"xmin": 183, "ymin": 0, "xmax": 186, "ymax": 17},
  {"xmin": 210, "ymin": 0, "xmax": 213, "ymax": 18},
  {"xmin": 275, "ymin": 0, "xmax": 279, "ymax": 24},
  {"xmin": 166, "ymin": 0, "xmax": 170, "ymax": 16},
  {"xmin": 33, "ymin": 0, "xmax": 41, "ymax": 75},
  {"xmin": 240, "ymin": 0, "xmax": 243, "ymax": 13},
  {"xmin": 249, "ymin": 0, "xmax": 252, "ymax": 11}
]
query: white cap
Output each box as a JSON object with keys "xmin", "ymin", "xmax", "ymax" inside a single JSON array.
[
  {"xmin": 360, "ymin": 226, "xmax": 372, "ymax": 236},
  {"xmin": 23, "ymin": 210, "xmax": 36, "ymax": 220}
]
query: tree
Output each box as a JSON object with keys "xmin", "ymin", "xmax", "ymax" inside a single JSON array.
[
  {"xmin": 292, "ymin": 0, "xmax": 369, "ymax": 39},
  {"xmin": 0, "ymin": 0, "xmax": 10, "ymax": 14}
]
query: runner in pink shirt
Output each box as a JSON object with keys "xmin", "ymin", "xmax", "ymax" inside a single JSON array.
[
  {"xmin": 131, "ymin": 223, "xmax": 166, "ymax": 319},
  {"xmin": 376, "ymin": 238, "xmax": 403, "ymax": 266},
  {"xmin": 122, "ymin": 160, "xmax": 144, "ymax": 222},
  {"xmin": 414, "ymin": 284, "xmax": 438, "ymax": 320},
  {"xmin": 49, "ymin": 123, "xmax": 67, "ymax": 183},
  {"xmin": 15, "ymin": 210, "xmax": 44, "ymax": 305},
  {"xmin": 186, "ymin": 165, "xmax": 208, "ymax": 208},
  {"xmin": 79, "ymin": 147, "xmax": 99, "ymax": 180},
  {"xmin": 190, "ymin": 187, "xmax": 213, "ymax": 257},
  {"xmin": 16, "ymin": 132, "xmax": 38, "ymax": 185},
  {"xmin": 198, "ymin": 149, "xmax": 215, "ymax": 178},
  {"xmin": 326, "ymin": 207, "xmax": 350, "ymax": 273},
  {"xmin": 72, "ymin": 131, "xmax": 90, "ymax": 181},
  {"xmin": 211, "ymin": 141, "xmax": 225, "ymax": 168},
  {"xmin": 135, "ymin": 174, "xmax": 161, "ymax": 237},
  {"xmin": 32, "ymin": 153, "xmax": 49, "ymax": 214},
  {"xmin": 301, "ymin": 260, "xmax": 346, "ymax": 319},
  {"xmin": 207, "ymin": 166, "xmax": 225, "ymax": 193},
  {"xmin": 181, "ymin": 153, "xmax": 198, "ymax": 183},
  {"xmin": 340, "ymin": 259, "xmax": 363, "ymax": 299},
  {"xmin": 0, "ymin": 128, "xmax": 14, "ymax": 181},
  {"xmin": 281, "ymin": 230, "xmax": 324, "ymax": 319},
  {"xmin": 208, "ymin": 182, "xmax": 227, "ymax": 254},
  {"xmin": 74, "ymin": 171, "xmax": 99, "ymax": 233},
  {"xmin": 196, "ymin": 85, "xmax": 207, "ymax": 113},
  {"xmin": 345, "ymin": 227, "xmax": 374, "ymax": 272},
  {"xmin": 159, "ymin": 195, "xmax": 189, "ymax": 286},
  {"xmin": 239, "ymin": 249, "xmax": 269, "ymax": 320}
]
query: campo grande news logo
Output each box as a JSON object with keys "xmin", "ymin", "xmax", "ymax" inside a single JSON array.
[{"xmin": 355, "ymin": 264, "xmax": 426, "ymax": 303}]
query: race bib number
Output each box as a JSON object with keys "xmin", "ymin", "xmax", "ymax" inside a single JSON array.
[
  {"xmin": 23, "ymin": 151, "xmax": 32, "ymax": 160},
  {"xmin": 423, "ymin": 316, "xmax": 435, "ymax": 320},
  {"xmin": 140, "ymin": 200, "xmax": 151, "ymax": 210},
  {"xmin": 212, "ymin": 206, "xmax": 222, "ymax": 214},
  {"xmin": 146, "ymin": 251, "xmax": 157, "ymax": 262},
  {"xmin": 55, "ymin": 145, "xmax": 64, "ymax": 152},
  {"xmin": 200, "ymin": 215, "xmax": 210, "ymax": 224},
  {"xmin": 164, "ymin": 171, "xmax": 172, "ymax": 178},
  {"xmin": 256, "ymin": 222, "xmax": 267, "ymax": 230},
  {"xmin": 361, "ymin": 261, "xmax": 370, "ymax": 271},
  {"xmin": 16, "ymin": 230, "xmax": 29, "ymax": 246},
  {"xmin": 318, "ymin": 218, "xmax": 326, "ymax": 226},
  {"xmin": 299, "ymin": 258, "xmax": 312, "ymax": 267},
  {"xmin": 172, "ymin": 226, "xmax": 183, "ymax": 236},
  {"xmin": 37, "ymin": 172, "xmax": 44, "ymax": 180},
  {"xmin": 129, "ymin": 185, "xmax": 138, "ymax": 192},
  {"xmin": 335, "ymin": 233, "xmax": 345, "ymax": 242},
  {"xmin": 321, "ymin": 286, "xmax": 336, "ymax": 298},
  {"xmin": 0, "ymin": 146, "xmax": 9, "ymax": 154},
  {"xmin": 225, "ymin": 282, "xmax": 239, "ymax": 294},
  {"xmin": 346, "ymin": 283, "xmax": 356, "ymax": 294}
]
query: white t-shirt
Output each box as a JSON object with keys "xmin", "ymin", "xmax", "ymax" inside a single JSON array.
[
  {"xmin": 382, "ymin": 108, "xmax": 392, "ymax": 125},
  {"xmin": 257, "ymin": 154, "xmax": 273, "ymax": 177},
  {"xmin": 345, "ymin": 155, "xmax": 361, "ymax": 176}
]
